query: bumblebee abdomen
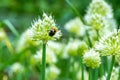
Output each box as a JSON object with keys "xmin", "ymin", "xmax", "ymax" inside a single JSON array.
[{"xmin": 49, "ymin": 29, "xmax": 56, "ymax": 36}]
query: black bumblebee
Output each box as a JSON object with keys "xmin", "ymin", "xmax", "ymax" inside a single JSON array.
[{"xmin": 49, "ymin": 27, "xmax": 58, "ymax": 37}]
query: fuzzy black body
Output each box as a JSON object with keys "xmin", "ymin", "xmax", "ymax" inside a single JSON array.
[{"xmin": 49, "ymin": 29, "xmax": 56, "ymax": 36}]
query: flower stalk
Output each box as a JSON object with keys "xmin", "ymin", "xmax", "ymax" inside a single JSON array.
[
  {"xmin": 72, "ymin": 58, "xmax": 77, "ymax": 80},
  {"xmin": 118, "ymin": 67, "xmax": 120, "ymax": 80},
  {"xmin": 80, "ymin": 56, "xmax": 84, "ymax": 80},
  {"xmin": 94, "ymin": 68, "xmax": 98, "ymax": 80},
  {"xmin": 99, "ymin": 61, "xmax": 104, "ymax": 78},
  {"xmin": 82, "ymin": 61, "xmax": 84, "ymax": 80},
  {"xmin": 89, "ymin": 68, "xmax": 92, "ymax": 80},
  {"xmin": 104, "ymin": 57, "xmax": 108, "ymax": 72},
  {"xmin": 106, "ymin": 56, "xmax": 115, "ymax": 80},
  {"xmin": 41, "ymin": 42, "xmax": 46, "ymax": 80},
  {"xmin": 30, "ymin": 13, "xmax": 61, "ymax": 80}
]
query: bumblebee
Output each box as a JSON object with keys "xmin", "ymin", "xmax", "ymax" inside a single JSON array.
[{"xmin": 49, "ymin": 27, "xmax": 58, "ymax": 37}]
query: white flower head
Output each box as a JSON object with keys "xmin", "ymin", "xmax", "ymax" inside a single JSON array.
[
  {"xmin": 16, "ymin": 28, "xmax": 41, "ymax": 53},
  {"xmin": 64, "ymin": 39, "xmax": 88, "ymax": 56},
  {"xmin": 48, "ymin": 41, "xmax": 65, "ymax": 56},
  {"xmin": 33, "ymin": 47, "xmax": 57, "ymax": 64},
  {"xmin": 0, "ymin": 28, "xmax": 5, "ymax": 41},
  {"xmin": 86, "ymin": 0, "xmax": 113, "ymax": 19},
  {"xmin": 98, "ymin": 75, "xmax": 107, "ymax": 80},
  {"xmin": 85, "ymin": 14, "xmax": 109, "ymax": 30},
  {"xmin": 83, "ymin": 49, "xmax": 101, "ymax": 68},
  {"xmin": 46, "ymin": 65, "xmax": 60, "ymax": 80},
  {"xmin": 8, "ymin": 62, "xmax": 24, "ymax": 77},
  {"xmin": 31, "ymin": 13, "xmax": 62, "ymax": 42},
  {"xmin": 95, "ymin": 29, "xmax": 120, "ymax": 56},
  {"xmin": 77, "ymin": 69, "xmax": 88, "ymax": 80},
  {"xmin": 64, "ymin": 17, "xmax": 85, "ymax": 37},
  {"xmin": 78, "ymin": 41, "xmax": 88, "ymax": 56},
  {"xmin": 110, "ymin": 67, "xmax": 119, "ymax": 80}
]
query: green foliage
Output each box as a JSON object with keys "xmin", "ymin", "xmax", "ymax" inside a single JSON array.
[{"xmin": 0, "ymin": 0, "xmax": 120, "ymax": 80}]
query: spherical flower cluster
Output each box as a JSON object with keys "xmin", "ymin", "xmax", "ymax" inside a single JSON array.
[
  {"xmin": 85, "ymin": 14, "xmax": 108, "ymax": 30},
  {"xmin": 86, "ymin": 0, "xmax": 113, "ymax": 19},
  {"xmin": 47, "ymin": 41, "xmax": 65, "ymax": 56},
  {"xmin": 83, "ymin": 49, "xmax": 101, "ymax": 68},
  {"xmin": 8, "ymin": 62, "xmax": 24, "ymax": 77},
  {"xmin": 77, "ymin": 41, "xmax": 88, "ymax": 56},
  {"xmin": 95, "ymin": 29, "xmax": 120, "ymax": 56},
  {"xmin": 64, "ymin": 39, "xmax": 88, "ymax": 57},
  {"xmin": 46, "ymin": 65, "xmax": 60, "ymax": 80},
  {"xmin": 33, "ymin": 47, "xmax": 57, "ymax": 64},
  {"xmin": 16, "ymin": 28, "xmax": 41, "ymax": 53},
  {"xmin": 64, "ymin": 17, "xmax": 85, "ymax": 37},
  {"xmin": 31, "ymin": 13, "xmax": 62, "ymax": 42},
  {"xmin": 84, "ymin": 0, "xmax": 116, "ymax": 31}
]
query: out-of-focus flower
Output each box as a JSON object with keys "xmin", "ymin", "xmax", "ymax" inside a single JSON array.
[
  {"xmin": 46, "ymin": 65, "xmax": 60, "ymax": 80},
  {"xmin": 16, "ymin": 28, "xmax": 41, "ymax": 53},
  {"xmin": 85, "ymin": 14, "xmax": 108, "ymax": 30},
  {"xmin": 31, "ymin": 13, "xmax": 62, "ymax": 42},
  {"xmin": 98, "ymin": 75, "xmax": 106, "ymax": 80},
  {"xmin": 77, "ymin": 69, "xmax": 88, "ymax": 80},
  {"xmin": 33, "ymin": 47, "xmax": 57, "ymax": 64},
  {"xmin": 64, "ymin": 39, "xmax": 88, "ymax": 57},
  {"xmin": 7, "ymin": 62, "xmax": 24, "ymax": 77},
  {"xmin": 2, "ymin": 75, "xmax": 8, "ymax": 80},
  {"xmin": 99, "ymin": 67, "xmax": 119, "ymax": 80},
  {"xmin": 84, "ymin": 0, "xmax": 117, "ymax": 33},
  {"xmin": 47, "ymin": 41, "xmax": 65, "ymax": 56},
  {"xmin": 95, "ymin": 29, "xmax": 120, "ymax": 56},
  {"xmin": 85, "ymin": 0, "xmax": 113, "ymax": 19},
  {"xmin": 69, "ymin": 61, "xmax": 79, "ymax": 72},
  {"xmin": 110, "ymin": 67, "xmax": 119, "ymax": 80},
  {"xmin": 83, "ymin": 49, "xmax": 101, "ymax": 68},
  {"xmin": 0, "ymin": 28, "xmax": 5, "ymax": 41},
  {"xmin": 64, "ymin": 17, "xmax": 85, "ymax": 37},
  {"xmin": 78, "ymin": 41, "xmax": 88, "ymax": 56},
  {"xmin": 83, "ymin": 27, "xmax": 98, "ymax": 46}
]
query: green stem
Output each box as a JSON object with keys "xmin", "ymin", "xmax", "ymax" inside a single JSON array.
[
  {"xmin": 66, "ymin": 0, "xmax": 93, "ymax": 48},
  {"xmin": 94, "ymin": 68, "xmax": 98, "ymax": 80},
  {"xmin": 117, "ymin": 25, "xmax": 119, "ymax": 30},
  {"xmin": 16, "ymin": 73, "xmax": 22, "ymax": 80},
  {"xmin": 81, "ymin": 57, "xmax": 84, "ymax": 80},
  {"xmin": 106, "ymin": 56, "xmax": 115, "ymax": 80},
  {"xmin": 99, "ymin": 62, "xmax": 104, "ymax": 78},
  {"xmin": 3, "ymin": 20, "xmax": 19, "ymax": 37},
  {"xmin": 118, "ymin": 67, "xmax": 120, "ymax": 80},
  {"xmin": 105, "ymin": 57, "xmax": 108, "ymax": 72},
  {"xmin": 41, "ymin": 42, "xmax": 46, "ymax": 80},
  {"xmin": 72, "ymin": 58, "xmax": 77, "ymax": 80},
  {"xmin": 65, "ymin": 58, "xmax": 71, "ymax": 79},
  {"xmin": 86, "ymin": 29, "xmax": 93, "ymax": 47},
  {"xmin": 89, "ymin": 68, "xmax": 92, "ymax": 80},
  {"xmin": 82, "ymin": 63, "xmax": 84, "ymax": 80}
]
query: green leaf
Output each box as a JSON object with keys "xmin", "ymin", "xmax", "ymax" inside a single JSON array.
[{"xmin": 3, "ymin": 20, "xmax": 19, "ymax": 37}]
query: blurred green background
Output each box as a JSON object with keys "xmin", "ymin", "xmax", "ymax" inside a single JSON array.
[
  {"xmin": 0, "ymin": 0, "xmax": 120, "ymax": 33},
  {"xmin": 0, "ymin": 0, "xmax": 120, "ymax": 80}
]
